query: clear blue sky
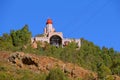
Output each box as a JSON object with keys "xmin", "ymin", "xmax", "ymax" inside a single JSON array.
[{"xmin": 0, "ymin": 0, "xmax": 120, "ymax": 51}]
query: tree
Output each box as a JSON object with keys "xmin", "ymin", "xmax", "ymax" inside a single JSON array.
[
  {"xmin": 0, "ymin": 33, "xmax": 13, "ymax": 50},
  {"xmin": 112, "ymin": 66, "xmax": 120, "ymax": 76},
  {"xmin": 10, "ymin": 25, "xmax": 31, "ymax": 47},
  {"xmin": 98, "ymin": 64, "xmax": 112, "ymax": 79},
  {"xmin": 21, "ymin": 25, "xmax": 31, "ymax": 45},
  {"xmin": 102, "ymin": 46, "xmax": 109, "ymax": 54},
  {"xmin": 111, "ymin": 54, "xmax": 120, "ymax": 75}
]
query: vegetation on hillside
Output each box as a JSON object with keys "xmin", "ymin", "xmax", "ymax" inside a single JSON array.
[
  {"xmin": 0, "ymin": 25, "xmax": 120, "ymax": 80},
  {"xmin": 0, "ymin": 25, "xmax": 31, "ymax": 51}
]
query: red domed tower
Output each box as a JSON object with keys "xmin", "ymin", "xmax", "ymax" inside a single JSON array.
[
  {"xmin": 46, "ymin": 19, "xmax": 53, "ymax": 24},
  {"xmin": 44, "ymin": 19, "xmax": 55, "ymax": 35}
]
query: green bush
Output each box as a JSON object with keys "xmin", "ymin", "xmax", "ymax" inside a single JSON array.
[
  {"xmin": 98, "ymin": 64, "xmax": 112, "ymax": 79},
  {"xmin": 105, "ymin": 75, "xmax": 114, "ymax": 80},
  {"xmin": 46, "ymin": 68, "xmax": 69, "ymax": 80}
]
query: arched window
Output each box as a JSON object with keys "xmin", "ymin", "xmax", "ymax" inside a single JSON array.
[{"xmin": 50, "ymin": 35, "xmax": 62, "ymax": 47}]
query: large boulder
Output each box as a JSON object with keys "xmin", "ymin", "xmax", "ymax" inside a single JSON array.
[{"xmin": 8, "ymin": 52, "xmax": 39, "ymax": 68}]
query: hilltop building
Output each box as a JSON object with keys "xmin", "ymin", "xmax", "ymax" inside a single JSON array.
[{"xmin": 31, "ymin": 19, "xmax": 81, "ymax": 48}]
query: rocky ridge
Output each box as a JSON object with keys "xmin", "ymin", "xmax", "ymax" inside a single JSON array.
[
  {"xmin": 8, "ymin": 52, "xmax": 97, "ymax": 79},
  {"xmin": 0, "ymin": 51, "xmax": 119, "ymax": 80}
]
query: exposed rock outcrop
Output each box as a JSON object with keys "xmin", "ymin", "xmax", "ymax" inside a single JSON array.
[{"xmin": 8, "ymin": 52, "xmax": 97, "ymax": 79}]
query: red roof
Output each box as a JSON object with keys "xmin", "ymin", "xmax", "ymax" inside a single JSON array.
[{"xmin": 46, "ymin": 19, "xmax": 53, "ymax": 24}]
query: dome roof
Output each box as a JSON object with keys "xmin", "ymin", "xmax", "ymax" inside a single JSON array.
[{"xmin": 46, "ymin": 19, "xmax": 53, "ymax": 24}]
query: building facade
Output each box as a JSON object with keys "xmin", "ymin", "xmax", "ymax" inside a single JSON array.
[{"xmin": 31, "ymin": 19, "xmax": 81, "ymax": 48}]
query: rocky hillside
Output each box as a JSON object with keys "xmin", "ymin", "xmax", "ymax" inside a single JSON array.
[
  {"xmin": 1, "ymin": 51, "xmax": 120, "ymax": 80},
  {"xmin": 0, "ymin": 51, "xmax": 97, "ymax": 80}
]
